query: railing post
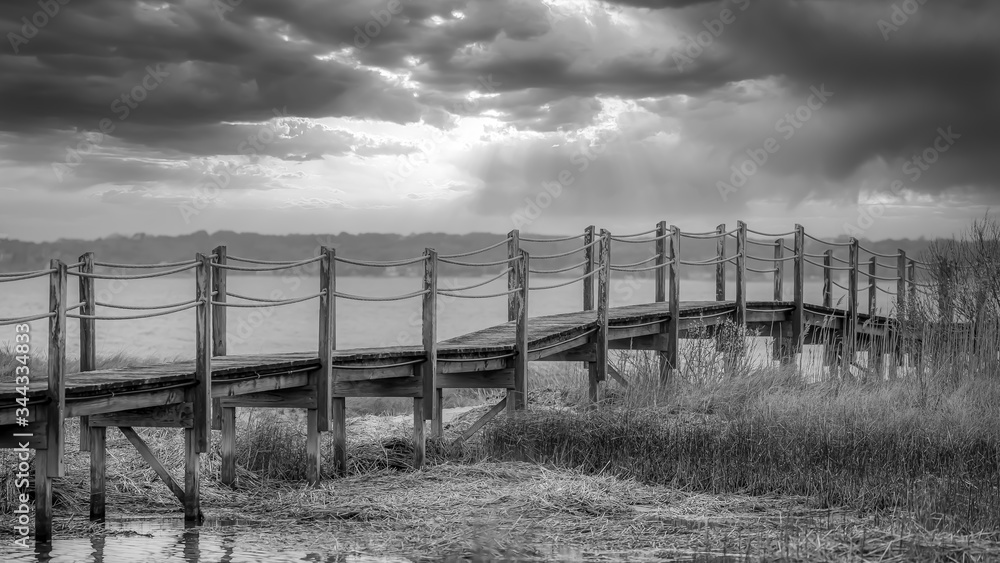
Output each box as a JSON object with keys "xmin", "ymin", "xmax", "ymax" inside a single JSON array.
[
  {"xmin": 897, "ymin": 250, "xmax": 908, "ymax": 318},
  {"xmin": 187, "ymin": 252, "xmax": 212, "ymax": 522},
  {"xmin": 78, "ymin": 253, "xmax": 96, "ymax": 452},
  {"xmin": 823, "ymin": 250, "xmax": 833, "ymax": 308},
  {"xmin": 423, "ymin": 249, "xmax": 439, "ymax": 432},
  {"xmin": 38, "ymin": 259, "xmax": 67, "ymax": 543},
  {"xmin": 735, "ymin": 221, "xmax": 747, "ymax": 327},
  {"xmin": 507, "ymin": 230, "xmax": 520, "ymax": 322},
  {"xmin": 509, "ymin": 249, "xmax": 529, "ymax": 413},
  {"xmin": 655, "ymin": 221, "xmax": 668, "ymax": 378},
  {"xmin": 868, "ymin": 257, "xmax": 877, "ymax": 315},
  {"xmin": 716, "ymin": 224, "xmax": 726, "ymax": 301},
  {"xmin": 593, "ymin": 232, "xmax": 610, "ymax": 399},
  {"xmin": 211, "ymin": 246, "xmax": 227, "ymax": 434},
  {"xmin": 666, "ymin": 226, "xmax": 680, "ymax": 380},
  {"xmin": 846, "ymin": 239, "xmax": 859, "ymax": 375},
  {"xmin": 773, "ymin": 239, "xmax": 784, "ymax": 301},
  {"xmin": 791, "ymin": 225, "xmax": 805, "ymax": 365},
  {"xmin": 907, "ymin": 259, "xmax": 916, "ymax": 312},
  {"xmin": 583, "ymin": 226, "xmax": 595, "ymax": 312}
]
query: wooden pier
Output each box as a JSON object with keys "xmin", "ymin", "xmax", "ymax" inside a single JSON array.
[{"xmin": 0, "ymin": 222, "xmax": 938, "ymax": 542}]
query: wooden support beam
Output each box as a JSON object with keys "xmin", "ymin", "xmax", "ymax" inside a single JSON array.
[
  {"xmin": 665, "ymin": 226, "xmax": 680, "ymax": 379},
  {"xmin": 457, "ymin": 396, "xmax": 507, "ymax": 442},
  {"xmin": 422, "ymin": 248, "xmax": 438, "ymax": 425},
  {"xmin": 846, "ymin": 239, "xmax": 859, "ymax": 374},
  {"xmin": 583, "ymin": 225, "xmax": 598, "ymax": 394},
  {"xmin": 774, "ymin": 238, "xmax": 784, "ymax": 301},
  {"xmin": 791, "ymin": 225, "xmax": 806, "ymax": 364},
  {"xmin": 78, "ymin": 252, "xmax": 96, "ymax": 452},
  {"xmin": 89, "ymin": 426, "xmax": 106, "ymax": 522},
  {"xmin": 193, "ymin": 253, "xmax": 212, "ymax": 453},
  {"xmin": 897, "ymin": 250, "xmax": 908, "ymax": 318},
  {"xmin": 35, "ymin": 451, "xmax": 52, "ymax": 543},
  {"xmin": 47, "ymin": 259, "xmax": 67, "ymax": 477},
  {"xmin": 823, "ymin": 250, "xmax": 833, "ymax": 308},
  {"xmin": 219, "ymin": 388, "xmax": 317, "ymax": 409},
  {"xmin": 331, "ymin": 397, "xmax": 347, "ymax": 477},
  {"xmin": 868, "ymin": 257, "xmax": 877, "ymax": 316},
  {"xmin": 211, "ymin": 245, "xmax": 227, "ymax": 432},
  {"xmin": 715, "ymin": 224, "xmax": 726, "ymax": 301},
  {"xmin": 412, "ymin": 397, "xmax": 425, "ymax": 469},
  {"xmin": 437, "ymin": 369, "xmax": 513, "ymax": 389},
  {"xmin": 220, "ymin": 406, "xmax": 236, "ymax": 486},
  {"xmin": 306, "ymin": 409, "xmax": 321, "ymax": 486},
  {"xmin": 735, "ymin": 221, "xmax": 747, "ymax": 327},
  {"xmin": 119, "ymin": 427, "xmax": 185, "ymax": 505},
  {"xmin": 184, "ymin": 427, "xmax": 201, "ymax": 521},
  {"xmin": 772, "ymin": 237, "xmax": 789, "ymax": 363},
  {"xmin": 507, "ymin": 229, "xmax": 520, "ymax": 322},
  {"xmin": 89, "ymin": 403, "xmax": 194, "ymax": 427},
  {"xmin": 655, "ymin": 221, "xmax": 668, "ymax": 378},
  {"xmin": 509, "ymin": 249, "xmax": 530, "ymax": 412},
  {"xmin": 592, "ymin": 232, "xmax": 611, "ymax": 400},
  {"xmin": 606, "ymin": 363, "xmax": 629, "ymax": 387},
  {"xmin": 317, "ymin": 246, "xmax": 335, "ymax": 433}
]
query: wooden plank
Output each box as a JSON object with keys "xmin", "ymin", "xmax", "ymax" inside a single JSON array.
[
  {"xmin": 316, "ymin": 246, "xmax": 335, "ymax": 433},
  {"xmin": 535, "ymin": 347, "xmax": 597, "ymax": 362},
  {"xmin": 507, "ymin": 229, "xmax": 519, "ymax": 322},
  {"xmin": 47, "ymin": 259, "xmax": 67, "ymax": 477},
  {"xmin": 219, "ymin": 388, "xmax": 316, "ymax": 409},
  {"xmin": 607, "ymin": 363, "xmax": 628, "ymax": 387},
  {"xmin": 211, "ymin": 245, "xmax": 227, "ymax": 433},
  {"xmin": 90, "ymin": 426, "xmax": 105, "ymax": 521},
  {"xmin": 67, "ymin": 386, "xmax": 189, "ymax": 418},
  {"xmin": 334, "ymin": 364, "xmax": 421, "ymax": 382},
  {"xmin": 528, "ymin": 331, "xmax": 594, "ymax": 361},
  {"xmin": 212, "ymin": 370, "xmax": 311, "ymax": 399},
  {"xmin": 458, "ymin": 396, "xmax": 507, "ymax": 442},
  {"xmin": 221, "ymin": 406, "xmax": 236, "ymax": 486},
  {"xmin": 0, "ymin": 421, "xmax": 47, "ymax": 449},
  {"xmin": 846, "ymin": 239, "xmax": 859, "ymax": 372},
  {"xmin": 184, "ymin": 427, "xmax": 200, "ymax": 521},
  {"xmin": 333, "ymin": 376, "xmax": 422, "ymax": 397},
  {"xmin": 306, "ymin": 409, "xmax": 320, "ymax": 486},
  {"xmin": 735, "ymin": 221, "xmax": 747, "ymax": 327},
  {"xmin": 791, "ymin": 225, "xmax": 805, "ymax": 362},
  {"xmin": 194, "ymin": 253, "xmax": 212, "ymax": 453},
  {"xmin": 666, "ymin": 226, "xmax": 681, "ymax": 379},
  {"xmin": 655, "ymin": 221, "xmax": 670, "ymax": 379},
  {"xmin": 437, "ymin": 357, "xmax": 510, "ymax": 374},
  {"xmin": 332, "ymin": 396, "xmax": 346, "ymax": 477},
  {"xmin": 422, "ymin": 248, "xmax": 437, "ymax": 422},
  {"xmin": 510, "ymin": 249, "xmax": 529, "ymax": 411},
  {"xmin": 119, "ymin": 427, "xmax": 185, "ymax": 506},
  {"xmin": 413, "ymin": 397, "xmax": 425, "ymax": 469},
  {"xmin": 437, "ymin": 369, "xmax": 513, "ymax": 389},
  {"xmin": 89, "ymin": 403, "xmax": 193, "ymax": 428},
  {"xmin": 78, "ymin": 251, "xmax": 96, "ymax": 452}
]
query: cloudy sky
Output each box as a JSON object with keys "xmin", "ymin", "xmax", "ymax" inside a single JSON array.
[{"xmin": 1, "ymin": 0, "xmax": 997, "ymax": 242}]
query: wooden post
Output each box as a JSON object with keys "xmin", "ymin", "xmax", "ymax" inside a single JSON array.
[
  {"xmin": 665, "ymin": 226, "xmax": 680, "ymax": 379},
  {"xmin": 772, "ymin": 238, "xmax": 786, "ymax": 362},
  {"xmin": 422, "ymin": 249, "xmax": 440, "ymax": 437},
  {"xmin": 412, "ymin": 396, "xmax": 425, "ymax": 469},
  {"xmin": 78, "ymin": 252, "xmax": 96, "ymax": 452},
  {"xmin": 221, "ymin": 406, "xmax": 237, "ymax": 486},
  {"xmin": 35, "ymin": 452, "xmax": 51, "ymax": 543},
  {"xmin": 823, "ymin": 250, "xmax": 833, "ymax": 308},
  {"xmin": 897, "ymin": 251, "xmax": 908, "ymax": 318},
  {"xmin": 583, "ymin": 226, "xmax": 597, "ymax": 385},
  {"xmin": 716, "ymin": 224, "xmax": 726, "ymax": 301},
  {"xmin": 655, "ymin": 221, "xmax": 668, "ymax": 378},
  {"xmin": 47, "ymin": 259, "xmax": 67, "ymax": 478},
  {"xmin": 846, "ymin": 239, "xmax": 859, "ymax": 375},
  {"xmin": 735, "ymin": 221, "xmax": 747, "ymax": 327},
  {"xmin": 211, "ymin": 246, "xmax": 227, "ymax": 433},
  {"xmin": 509, "ymin": 249, "xmax": 530, "ymax": 412},
  {"xmin": 868, "ymin": 257, "xmax": 877, "ymax": 315},
  {"xmin": 507, "ymin": 229, "xmax": 520, "ymax": 322},
  {"xmin": 89, "ymin": 424, "xmax": 106, "ymax": 522},
  {"xmin": 317, "ymin": 247, "xmax": 335, "ymax": 432},
  {"xmin": 791, "ymin": 225, "xmax": 805, "ymax": 365},
  {"xmin": 188, "ymin": 253, "xmax": 212, "ymax": 521},
  {"xmin": 593, "ymin": 233, "xmax": 610, "ymax": 398},
  {"xmin": 907, "ymin": 260, "xmax": 916, "ymax": 312}
]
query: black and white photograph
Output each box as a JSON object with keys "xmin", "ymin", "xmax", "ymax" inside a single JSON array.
[{"xmin": 1, "ymin": 0, "xmax": 999, "ymax": 561}]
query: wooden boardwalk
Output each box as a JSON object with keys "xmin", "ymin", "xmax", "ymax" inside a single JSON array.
[{"xmin": 0, "ymin": 222, "xmax": 935, "ymax": 542}]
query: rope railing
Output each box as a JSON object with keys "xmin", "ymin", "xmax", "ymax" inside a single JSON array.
[
  {"xmin": 610, "ymin": 260, "xmax": 673, "ymax": 273},
  {"xmin": 831, "ymin": 280, "xmax": 849, "ymax": 292},
  {"xmin": 611, "ymin": 255, "xmax": 658, "ymax": 269},
  {"xmin": 804, "ymin": 258, "xmax": 853, "ymax": 270},
  {"xmin": 679, "ymin": 254, "xmax": 739, "ymax": 267},
  {"xmin": 875, "ymin": 285, "xmax": 897, "ymax": 295},
  {"xmin": 529, "ymin": 259, "xmax": 588, "ymax": 275},
  {"xmin": 68, "ymin": 300, "xmax": 203, "ymax": 320},
  {"xmin": 518, "ymin": 233, "xmax": 586, "ymax": 243},
  {"xmin": 441, "ymin": 269, "xmax": 511, "ymax": 292},
  {"xmin": 857, "ymin": 271, "xmax": 901, "ymax": 282},
  {"xmin": 439, "ymin": 237, "xmax": 513, "ymax": 258},
  {"xmin": 830, "ymin": 255, "xmax": 850, "ymax": 265},
  {"xmin": 608, "ymin": 228, "xmax": 657, "ymax": 238},
  {"xmin": 226, "ymin": 255, "xmax": 306, "ymax": 265},
  {"xmin": 745, "ymin": 238, "xmax": 778, "ymax": 248},
  {"xmin": 682, "ymin": 229, "xmax": 736, "ymax": 239},
  {"xmin": 529, "ymin": 269, "xmax": 597, "ymax": 291},
  {"xmin": 93, "ymin": 259, "xmax": 199, "ymax": 269},
  {"xmin": 438, "ymin": 286, "xmax": 522, "ymax": 299},
  {"xmin": 96, "ymin": 298, "xmax": 202, "ymax": 310},
  {"xmin": 0, "ymin": 269, "xmax": 57, "ymax": 282},
  {"xmin": 71, "ymin": 262, "xmax": 199, "ymax": 279},
  {"xmin": 333, "ymin": 288, "xmax": 430, "ymax": 302},
  {"xmin": 803, "ymin": 233, "xmax": 854, "ymax": 247},
  {"xmin": 857, "ymin": 246, "xmax": 901, "ymax": 259},
  {"xmin": 439, "ymin": 255, "xmax": 522, "ymax": 268},
  {"xmin": 212, "ymin": 256, "xmax": 323, "ymax": 272},
  {"xmin": 746, "ymin": 228, "xmax": 796, "ymax": 238},
  {"xmin": 216, "ymin": 292, "xmax": 325, "ymax": 308},
  {"xmin": 530, "ymin": 238, "xmax": 601, "ymax": 260},
  {"xmin": 747, "ymin": 266, "xmax": 778, "ymax": 274},
  {"xmin": 333, "ymin": 255, "xmax": 428, "ymax": 268},
  {"xmin": 0, "ymin": 311, "xmax": 55, "ymax": 326},
  {"xmin": 610, "ymin": 232, "xmax": 668, "ymax": 244}
]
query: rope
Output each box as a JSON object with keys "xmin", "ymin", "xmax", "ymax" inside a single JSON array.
[
  {"xmin": 518, "ymin": 233, "xmax": 586, "ymax": 243},
  {"xmin": 830, "ymin": 280, "xmax": 849, "ymax": 292},
  {"xmin": 443, "ymin": 269, "xmax": 510, "ymax": 292},
  {"xmin": 746, "ymin": 266, "xmax": 778, "ymax": 274},
  {"xmin": 858, "ymin": 272, "xmax": 900, "ymax": 282},
  {"xmin": 66, "ymin": 262, "xmax": 84, "ymax": 269},
  {"xmin": 802, "ymin": 252, "xmax": 827, "ymax": 259},
  {"xmin": 226, "ymin": 255, "xmax": 309, "ymax": 265},
  {"xmin": 744, "ymin": 238, "xmax": 777, "ymax": 248},
  {"xmin": 68, "ymin": 300, "xmax": 202, "ymax": 320},
  {"xmin": 438, "ymin": 352, "xmax": 516, "ymax": 363},
  {"xmin": 334, "ymin": 288, "xmax": 429, "ymax": 302},
  {"xmin": 857, "ymin": 246, "xmax": 901, "ymax": 259},
  {"xmin": 908, "ymin": 279, "xmax": 937, "ymax": 289},
  {"xmin": 872, "ymin": 260, "xmax": 897, "ymax": 270},
  {"xmin": 830, "ymin": 255, "xmax": 850, "ymax": 265},
  {"xmin": 746, "ymin": 228, "xmax": 796, "ymax": 238},
  {"xmin": 611, "ymin": 255, "xmax": 658, "ymax": 269},
  {"xmin": 439, "ymin": 287, "xmax": 521, "ymax": 299},
  {"xmin": 66, "ymin": 302, "xmax": 83, "ymax": 311},
  {"xmin": 680, "ymin": 255, "xmax": 738, "ymax": 267},
  {"xmin": 0, "ymin": 269, "xmax": 57, "ymax": 282},
  {"xmin": 332, "ymin": 358, "xmax": 425, "ymax": 370},
  {"xmin": 70, "ymin": 263, "xmax": 198, "ymax": 279},
  {"xmin": 440, "ymin": 237, "xmax": 512, "ymax": 258},
  {"xmin": 334, "ymin": 255, "xmax": 428, "ymax": 268},
  {"xmin": 94, "ymin": 259, "xmax": 198, "ymax": 269},
  {"xmin": 804, "ymin": 258, "xmax": 853, "ymax": 271},
  {"xmin": 745, "ymin": 253, "xmax": 779, "ymax": 263},
  {"xmin": 911, "ymin": 261, "xmax": 933, "ymax": 271},
  {"xmin": 875, "ymin": 285, "xmax": 896, "ymax": 295},
  {"xmin": 439, "ymin": 255, "xmax": 520, "ymax": 268},
  {"xmin": 530, "ymin": 259, "xmax": 588, "ymax": 275},
  {"xmin": 0, "ymin": 312, "xmax": 55, "ymax": 326},
  {"xmin": 804, "ymin": 233, "xmax": 853, "ymax": 247},
  {"xmin": 530, "ymin": 269, "xmax": 596, "ymax": 291},
  {"xmin": 680, "ymin": 229, "xmax": 736, "ymax": 240},
  {"xmin": 217, "ymin": 292, "xmax": 325, "ymax": 307},
  {"xmin": 96, "ymin": 298, "xmax": 201, "ymax": 310},
  {"xmin": 214, "ymin": 256, "xmax": 323, "ymax": 272},
  {"xmin": 608, "ymin": 228, "xmax": 657, "ymax": 238},
  {"xmin": 610, "ymin": 232, "xmax": 668, "ymax": 244},
  {"xmin": 532, "ymin": 238, "xmax": 601, "ymax": 260},
  {"xmin": 611, "ymin": 261, "xmax": 672, "ymax": 273}
]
